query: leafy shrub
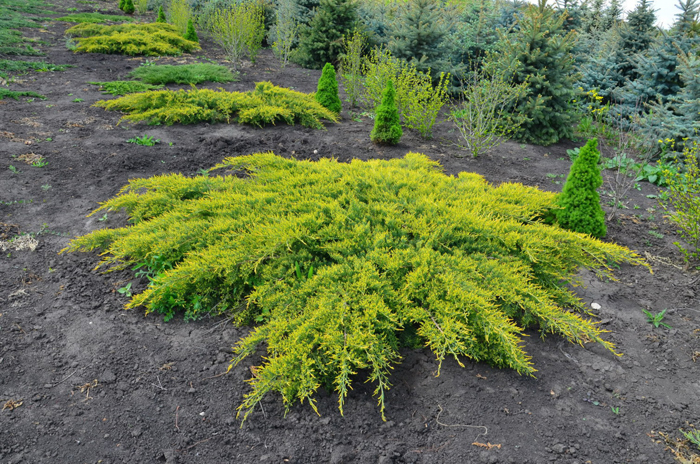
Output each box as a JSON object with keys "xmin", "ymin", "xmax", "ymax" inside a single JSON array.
[
  {"xmin": 65, "ymin": 23, "xmax": 200, "ymax": 56},
  {"xmin": 63, "ymin": 152, "xmax": 646, "ymax": 420},
  {"xmin": 135, "ymin": 0, "xmax": 148, "ymax": 15},
  {"xmin": 371, "ymin": 80, "xmax": 402, "ymax": 145},
  {"xmin": 129, "ymin": 63, "xmax": 237, "ymax": 85},
  {"xmin": 205, "ymin": 2, "xmax": 265, "ymax": 71},
  {"xmin": 184, "ymin": 19, "xmax": 198, "ymax": 43},
  {"xmin": 361, "ymin": 48, "xmax": 449, "ymax": 138},
  {"xmin": 0, "ymin": 89, "xmax": 45, "ymax": 100},
  {"xmin": 55, "ymin": 13, "xmax": 134, "ymax": 23},
  {"xmin": 556, "ymin": 138, "xmax": 607, "ymax": 238},
  {"xmin": 89, "ymin": 80, "xmax": 164, "ymax": 95},
  {"xmin": 661, "ymin": 142, "xmax": 700, "ymax": 263},
  {"xmin": 94, "ymin": 81, "xmax": 338, "ymax": 128},
  {"xmin": 167, "ymin": 0, "xmax": 191, "ymax": 35},
  {"xmin": 449, "ymin": 65, "xmax": 528, "ymax": 157},
  {"xmin": 315, "ymin": 63, "xmax": 341, "ymax": 113},
  {"xmin": 339, "ymin": 29, "xmax": 366, "ymax": 108},
  {"xmin": 269, "ymin": 0, "xmax": 298, "ymax": 68}
]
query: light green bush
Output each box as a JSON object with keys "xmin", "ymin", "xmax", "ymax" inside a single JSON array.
[
  {"xmin": 65, "ymin": 23, "xmax": 200, "ymax": 56},
  {"xmin": 361, "ymin": 47, "xmax": 449, "ymax": 139},
  {"xmin": 64, "ymin": 152, "xmax": 647, "ymax": 420},
  {"xmin": 205, "ymin": 2, "xmax": 265, "ymax": 71},
  {"xmin": 93, "ymin": 81, "xmax": 338, "ymax": 128}
]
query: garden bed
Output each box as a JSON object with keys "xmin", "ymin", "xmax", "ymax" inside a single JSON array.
[{"xmin": 0, "ymin": 3, "xmax": 698, "ymax": 463}]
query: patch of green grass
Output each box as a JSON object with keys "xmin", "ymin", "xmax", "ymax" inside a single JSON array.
[
  {"xmin": 89, "ymin": 80, "xmax": 164, "ymax": 96},
  {"xmin": 55, "ymin": 13, "xmax": 135, "ymax": 24},
  {"xmin": 0, "ymin": 59, "xmax": 70, "ymax": 78},
  {"xmin": 0, "ymin": 89, "xmax": 45, "ymax": 100},
  {"xmin": 128, "ymin": 63, "xmax": 237, "ymax": 85},
  {"xmin": 0, "ymin": 0, "xmax": 54, "ymax": 56}
]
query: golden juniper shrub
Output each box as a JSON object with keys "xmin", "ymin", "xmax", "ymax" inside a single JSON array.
[
  {"xmin": 93, "ymin": 82, "xmax": 338, "ymax": 128},
  {"xmin": 63, "ymin": 153, "xmax": 648, "ymax": 420},
  {"xmin": 65, "ymin": 23, "xmax": 200, "ymax": 56}
]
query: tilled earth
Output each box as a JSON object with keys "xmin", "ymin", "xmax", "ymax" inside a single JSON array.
[{"xmin": 1, "ymin": 3, "xmax": 699, "ymax": 463}]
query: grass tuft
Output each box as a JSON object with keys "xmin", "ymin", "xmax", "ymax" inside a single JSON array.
[{"xmin": 0, "ymin": 89, "xmax": 45, "ymax": 100}]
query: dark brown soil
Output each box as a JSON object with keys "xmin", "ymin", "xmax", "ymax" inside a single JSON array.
[{"xmin": 1, "ymin": 4, "xmax": 699, "ymax": 464}]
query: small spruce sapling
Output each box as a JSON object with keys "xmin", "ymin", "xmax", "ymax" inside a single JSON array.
[
  {"xmin": 184, "ymin": 19, "xmax": 198, "ymax": 42},
  {"xmin": 371, "ymin": 80, "xmax": 402, "ymax": 145},
  {"xmin": 123, "ymin": 0, "xmax": 135, "ymax": 14},
  {"xmin": 157, "ymin": 6, "xmax": 166, "ymax": 23},
  {"xmin": 119, "ymin": 0, "xmax": 126, "ymax": 10},
  {"xmin": 556, "ymin": 138, "xmax": 607, "ymax": 238},
  {"xmin": 315, "ymin": 63, "xmax": 341, "ymax": 113}
]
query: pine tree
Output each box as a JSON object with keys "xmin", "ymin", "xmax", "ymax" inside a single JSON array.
[
  {"xmin": 315, "ymin": 63, "xmax": 341, "ymax": 113},
  {"xmin": 387, "ymin": 0, "xmax": 458, "ymax": 79},
  {"xmin": 617, "ymin": 0, "xmax": 657, "ymax": 79},
  {"xmin": 371, "ymin": 80, "xmax": 402, "ymax": 145},
  {"xmin": 123, "ymin": 0, "xmax": 135, "ymax": 14},
  {"xmin": 184, "ymin": 19, "xmax": 198, "ymax": 42},
  {"xmin": 492, "ymin": 0, "xmax": 578, "ymax": 146},
  {"xmin": 294, "ymin": 0, "xmax": 357, "ymax": 69},
  {"xmin": 157, "ymin": 6, "xmax": 166, "ymax": 23},
  {"xmin": 672, "ymin": 0, "xmax": 700, "ymax": 36},
  {"xmin": 556, "ymin": 138, "xmax": 606, "ymax": 238}
]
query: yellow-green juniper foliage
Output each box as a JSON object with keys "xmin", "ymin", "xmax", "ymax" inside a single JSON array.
[
  {"xmin": 65, "ymin": 23, "xmax": 200, "ymax": 56},
  {"xmin": 93, "ymin": 81, "xmax": 339, "ymax": 128},
  {"xmin": 63, "ymin": 153, "xmax": 647, "ymax": 420}
]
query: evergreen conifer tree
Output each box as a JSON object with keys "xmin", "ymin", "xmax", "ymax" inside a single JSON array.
[
  {"xmin": 617, "ymin": 0, "xmax": 657, "ymax": 79},
  {"xmin": 157, "ymin": 6, "xmax": 166, "ymax": 23},
  {"xmin": 387, "ymin": 0, "xmax": 459, "ymax": 80},
  {"xmin": 184, "ymin": 19, "xmax": 198, "ymax": 42},
  {"xmin": 123, "ymin": 0, "xmax": 135, "ymax": 14},
  {"xmin": 672, "ymin": 0, "xmax": 700, "ymax": 36},
  {"xmin": 556, "ymin": 138, "xmax": 606, "ymax": 238},
  {"xmin": 294, "ymin": 0, "xmax": 357, "ymax": 69},
  {"xmin": 371, "ymin": 80, "xmax": 402, "ymax": 145},
  {"xmin": 119, "ymin": 0, "xmax": 126, "ymax": 11},
  {"xmin": 315, "ymin": 63, "xmax": 341, "ymax": 113},
  {"xmin": 492, "ymin": 0, "xmax": 577, "ymax": 146}
]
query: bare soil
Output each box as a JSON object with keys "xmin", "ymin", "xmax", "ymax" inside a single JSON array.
[{"xmin": 1, "ymin": 3, "xmax": 699, "ymax": 464}]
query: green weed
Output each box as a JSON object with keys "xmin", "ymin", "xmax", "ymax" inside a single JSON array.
[{"xmin": 643, "ymin": 309, "xmax": 672, "ymax": 329}]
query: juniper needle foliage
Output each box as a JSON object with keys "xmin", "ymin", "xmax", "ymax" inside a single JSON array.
[
  {"xmin": 315, "ymin": 63, "xmax": 341, "ymax": 113},
  {"xmin": 556, "ymin": 138, "xmax": 607, "ymax": 238},
  {"xmin": 94, "ymin": 81, "xmax": 338, "ymax": 128},
  {"xmin": 64, "ymin": 153, "xmax": 646, "ymax": 420},
  {"xmin": 65, "ymin": 23, "xmax": 200, "ymax": 56}
]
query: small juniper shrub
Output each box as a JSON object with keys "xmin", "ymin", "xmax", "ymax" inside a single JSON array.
[
  {"xmin": 129, "ymin": 63, "xmax": 236, "ymax": 85},
  {"xmin": 184, "ymin": 19, "xmax": 198, "ymax": 43},
  {"xmin": 94, "ymin": 81, "xmax": 338, "ymax": 128},
  {"xmin": 119, "ymin": 0, "xmax": 125, "ymax": 11},
  {"xmin": 63, "ymin": 152, "xmax": 647, "ymax": 421},
  {"xmin": 556, "ymin": 138, "xmax": 607, "ymax": 238},
  {"xmin": 123, "ymin": 0, "xmax": 135, "ymax": 14},
  {"xmin": 157, "ymin": 6, "xmax": 166, "ymax": 23},
  {"xmin": 315, "ymin": 62, "xmax": 341, "ymax": 113},
  {"xmin": 371, "ymin": 80, "xmax": 402, "ymax": 145},
  {"xmin": 66, "ymin": 23, "xmax": 200, "ymax": 56},
  {"xmin": 89, "ymin": 80, "xmax": 164, "ymax": 96}
]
